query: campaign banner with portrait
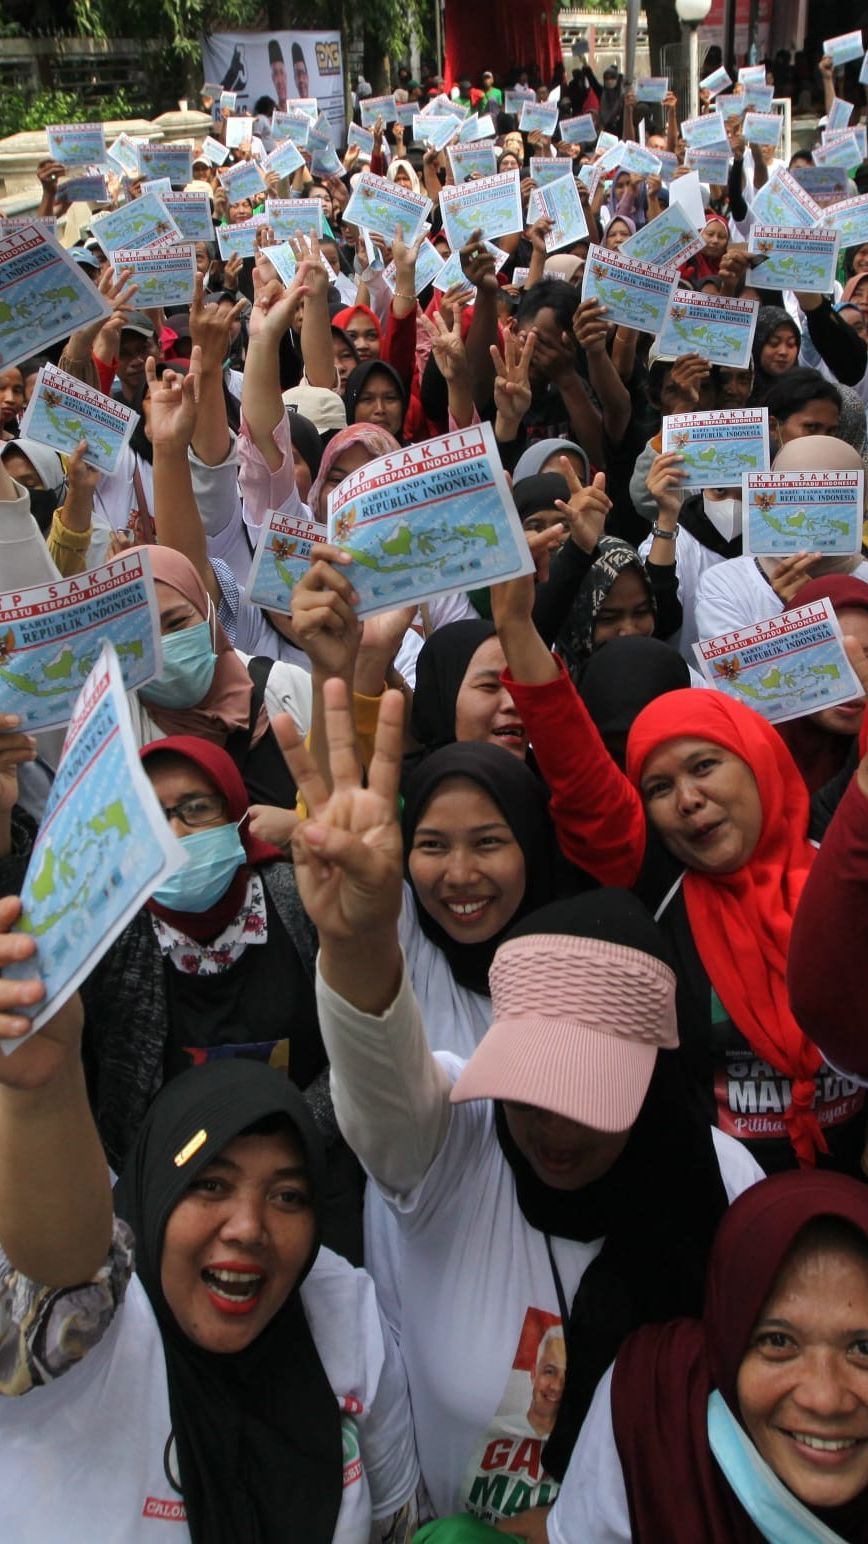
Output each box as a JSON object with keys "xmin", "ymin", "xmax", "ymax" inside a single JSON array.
[{"xmin": 200, "ymin": 30, "xmax": 345, "ymax": 145}]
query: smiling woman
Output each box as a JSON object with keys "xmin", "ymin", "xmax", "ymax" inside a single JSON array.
[{"xmin": 547, "ymin": 1171, "xmax": 868, "ymax": 1543}]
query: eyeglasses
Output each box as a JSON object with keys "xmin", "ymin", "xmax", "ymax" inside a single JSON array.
[{"xmin": 160, "ymin": 794, "xmax": 227, "ymax": 827}]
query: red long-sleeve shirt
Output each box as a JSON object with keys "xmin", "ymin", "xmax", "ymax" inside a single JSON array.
[
  {"xmin": 503, "ymin": 659, "xmax": 647, "ymax": 889},
  {"xmin": 789, "ymin": 774, "xmax": 868, "ymax": 1079}
]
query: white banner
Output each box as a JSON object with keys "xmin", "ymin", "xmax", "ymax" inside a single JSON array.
[{"xmin": 201, "ymin": 30, "xmax": 345, "ymax": 146}]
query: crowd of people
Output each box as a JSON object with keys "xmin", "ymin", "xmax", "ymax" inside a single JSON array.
[{"xmin": 2, "ymin": 39, "xmax": 868, "ymax": 1543}]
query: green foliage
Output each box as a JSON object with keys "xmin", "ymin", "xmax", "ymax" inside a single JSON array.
[
  {"xmin": 68, "ymin": 0, "xmax": 262, "ymax": 56},
  {"xmin": 0, "ymin": 87, "xmax": 136, "ymax": 139}
]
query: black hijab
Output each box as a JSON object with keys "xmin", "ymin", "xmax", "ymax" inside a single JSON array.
[
  {"xmin": 409, "ymin": 619, "xmax": 497, "ymax": 752},
  {"xmin": 284, "ymin": 409, "xmax": 324, "ymax": 482},
  {"xmin": 512, "ymin": 472, "xmax": 571, "ymax": 525},
  {"xmin": 490, "ymin": 891, "xmax": 730, "ymax": 1481},
  {"xmin": 578, "ymin": 635, "xmax": 690, "ymax": 742},
  {"xmin": 750, "ymin": 305, "xmax": 800, "ymax": 404},
  {"xmin": 113, "ymin": 1059, "xmax": 342, "ymax": 1544},
  {"xmin": 343, "ymin": 358, "xmax": 408, "ymax": 429},
  {"xmin": 402, "ymin": 741, "xmax": 557, "ymax": 995}
]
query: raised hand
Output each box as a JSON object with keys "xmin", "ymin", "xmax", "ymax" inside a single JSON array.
[
  {"xmin": 555, "ymin": 462, "xmax": 611, "ymax": 553},
  {"xmin": 249, "ymin": 255, "xmax": 309, "ymax": 341},
  {"xmin": 572, "ymin": 296, "xmax": 610, "ymax": 356},
  {"xmin": 459, "ymin": 228, "xmax": 499, "ymax": 293},
  {"xmin": 285, "ymin": 678, "xmax": 406, "ymax": 943},
  {"xmin": 421, "ymin": 307, "xmax": 469, "ymax": 382},
  {"xmin": 490, "ymin": 329, "xmax": 535, "ymax": 436},
  {"xmin": 290, "ymin": 545, "xmax": 361, "ymax": 678},
  {"xmin": 189, "ymin": 274, "xmax": 247, "ymax": 372},
  {"xmin": 771, "ymin": 551, "xmax": 822, "ymax": 606},
  {"xmin": 668, "ymin": 352, "xmax": 711, "ymax": 410},
  {"xmin": 0, "ymin": 896, "xmax": 84, "ymax": 1085},
  {"xmin": 144, "ymin": 347, "xmax": 201, "ymax": 453}
]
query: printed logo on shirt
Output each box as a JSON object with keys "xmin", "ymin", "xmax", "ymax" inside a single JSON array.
[
  {"xmin": 714, "ymin": 1051, "xmax": 863, "ymax": 1142},
  {"xmin": 463, "ymin": 1307, "xmax": 564, "ymax": 1523},
  {"xmin": 342, "ymin": 1417, "xmax": 363, "ymax": 1488},
  {"xmin": 142, "ymin": 1497, "xmax": 187, "ymax": 1523}
]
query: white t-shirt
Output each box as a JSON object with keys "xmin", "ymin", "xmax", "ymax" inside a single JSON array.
[
  {"xmin": 694, "ymin": 553, "xmax": 868, "ymax": 643},
  {"xmin": 367, "ymin": 1053, "xmax": 762, "ymax": 1523},
  {"xmin": 545, "ymin": 1364, "xmax": 631, "ymax": 1544},
  {"xmin": 0, "ymin": 1246, "xmax": 417, "ymax": 1543}
]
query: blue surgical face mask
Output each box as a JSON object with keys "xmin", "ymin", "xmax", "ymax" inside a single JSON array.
[
  {"xmin": 141, "ymin": 618, "xmax": 217, "ymax": 709},
  {"xmin": 151, "ymin": 823, "xmax": 247, "ymax": 913}
]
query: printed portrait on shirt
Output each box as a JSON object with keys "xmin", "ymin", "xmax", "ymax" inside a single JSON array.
[{"xmin": 463, "ymin": 1307, "xmax": 565, "ymax": 1523}]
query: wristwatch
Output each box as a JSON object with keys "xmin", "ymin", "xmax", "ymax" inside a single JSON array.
[{"xmin": 651, "ymin": 523, "xmax": 678, "ymax": 540}]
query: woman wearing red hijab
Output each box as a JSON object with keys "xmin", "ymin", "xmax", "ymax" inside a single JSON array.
[
  {"xmin": 548, "ymin": 1170, "xmax": 868, "ymax": 1543},
  {"xmin": 491, "ymin": 578, "xmax": 865, "ymax": 1176},
  {"xmin": 680, "ymin": 213, "xmax": 730, "ymax": 286}
]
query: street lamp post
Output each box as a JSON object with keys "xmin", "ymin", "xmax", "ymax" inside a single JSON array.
[{"xmin": 675, "ymin": 0, "xmax": 713, "ymax": 119}]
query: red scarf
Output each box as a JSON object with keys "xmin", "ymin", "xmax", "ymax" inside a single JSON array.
[
  {"xmin": 611, "ymin": 1172, "xmax": 868, "ymax": 1542},
  {"xmin": 627, "ymin": 690, "xmax": 825, "ymax": 1166}
]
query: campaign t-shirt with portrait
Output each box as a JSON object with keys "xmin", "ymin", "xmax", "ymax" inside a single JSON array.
[
  {"xmin": 365, "ymin": 1052, "xmax": 763, "ymax": 1522},
  {"xmin": 0, "ymin": 1238, "xmax": 417, "ymax": 1542}
]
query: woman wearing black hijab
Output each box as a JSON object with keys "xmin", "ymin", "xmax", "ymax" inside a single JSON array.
[
  {"xmin": 409, "ymin": 619, "xmax": 529, "ymax": 761},
  {"xmin": 343, "ymin": 359, "xmax": 409, "ymax": 442},
  {"xmin": 0, "ymin": 973, "xmax": 420, "ymax": 1544},
  {"xmin": 578, "ymin": 635, "xmax": 691, "ymax": 768},
  {"xmin": 399, "ymin": 741, "xmax": 558, "ymax": 1056}
]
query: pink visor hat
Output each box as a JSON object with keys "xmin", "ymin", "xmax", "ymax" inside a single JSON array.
[{"xmin": 450, "ymin": 933, "xmax": 679, "ymax": 1132}]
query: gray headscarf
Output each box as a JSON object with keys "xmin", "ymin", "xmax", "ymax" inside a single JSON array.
[{"xmin": 513, "ymin": 437, "xmax": 591, "ymax": 484}]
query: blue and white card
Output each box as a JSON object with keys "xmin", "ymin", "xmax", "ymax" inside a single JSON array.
[
  {"xmin": 136, "ymin": 142, "xmax": 193, "ymax": 186},
  {"xmin": 791, "ymin": 164, "xmax": 850, "ymax": 205},
  {"xmin": 3, "ymin": 641, "xmax": 185, "ymax": 1040},
  {"xmin": 382, "ymin": 237, "xmax": 446, "ymax": 295},
  {"xmin": 46, "ymin": 122, "xmax": 106, "ymax": 167},
  {"xmin": 827, "ymin": 98, "xmax": 854, "ymax": 132},
  {"xmin": 247, "ymin": 509, "xmax": 321, "ymax": 612},
  {"xmin": 343, "ymin": 171, "xmax": 431, "ymax": 245},
  {"xmin": 439, "ymin": 169, "xmax": 523, "ymax": 248},
  {"xmin": 433, "ymin": 241, "xmax": 507, "ymax": 293},
  {"xmin": 751, "ymin": 168, "xmax": 822, "ymax": 229},
  {"xmin": 160, "ymin": 190, "xmax": 215, "ymax": 242},
  {"xmin": 347, "ymin": 122, "xmax": 375, "ymax": 155},
  {"xmin": 738, "ymin": 64, "xmax": 767, "ymax": 85},
  {"xmin": 90, "ymin": 192, "xmax": 182, "ymax": 256},
  {"xmin": 0, "ymin": 223, "xmax": 111, "ymax": 367},
  {"xmin": 618, "ymin": 140, "xmax": 663, "ymax": 175},
  {"xmin": 528, "ymin": 174, "xmax": 588, "ymax": 251},
  {"xmin": 634, "ymin": 77, "xmax": 669, "ymax": 103},
  {"xmin": 360, "ymin": 94, "xmax": 398, "ymax": 128},
  {"xmin": 657, "ymin": 291, "xmax": 759, "ymax": 368},
  {"xmin": 813, "ymin": 132, "xmax": 864, "ymax": 169},
  {"xmin": 57, "ymin": 169, "xmax": 110, "ymax": 204},
  {"xmin": 742, "ymin": 112, "xmax": 783, "ymax": 147},
  {"xmin": 19, "ymin": 362, "xmax": 139, "ymax": 474},
  {"xmin": 411, "ymin": 114, "xmax": 459, "ymax": 151},
  {"xmin": 740, "ymin": 85, "xmax": 775, "ymax": 113},
  {"xmin": 0, "ymin": 552, "xmax": 160, "ymax": 733},
  {"xmin": 111, "ymin": 244, "xmax": 197, "ymax": 307},
  {"xmin": 682, "ymin": 113, "xmax": 731, "ymax": 148},
  {"xmin": 621, "ymin": 201, "xmax": 704, "ymax": 269},
  {"xmin": 700, "ymin": 66, "xmax": 731, "ymax": 96},
  {"xmin": 218, "ymin": 158, "xmax": 266, "ymax": 205},
  {"xmin": 822, "ymin": 192, "xmax": 868, "ymax": 247},
  {"xmin": 264, "ymin": 139, "xmax": 304, "ymax": 180},
  {"xmin": 284, "ymin": 97, "xmax": 318, "ymax": 120},
  {"xmin": 201, "ymin": 135, "xmax": 231, "ymax": 166},
  {"xmin": 271, "ymin": 109, "xmax": 311, "ymax": 145},
  {"xmin": 694, "ymin": 598, "xmax": 863, "ymax": 725},
  {"xmin": 519, "ymin": 99, "xmax": 560, "ymax": 136},
  {"xmin": 744, "ymin": 470, "xmax": 864, "ymax": 556},
  {"xmin": 558, "ymin": 114, "xmax": 597, "ymax": 145},
  {"xmin": 106, "ymin": 133, "xmax": 140, "ymax": 177},
  {"xmin": 220, "ymin": 90, "xmax": 237, "ymax": 110},
  {"xmin": 581, "ymin": 243, "xmax": 678, "ymax": 335},
  {"xmin": 748, "ymin": 225, "xmax": 840, "ymax": 292},
  {"xmin": 215, "ymin": 214, "xmax": 266, "ymax": 259},
  {"xmin": 326, "ymin": 422, "xmax": 533, "ymax": 618},
  {"xmin": 458, "ymin": 114, "xmax": 496, "ymax": 144},
  {"xmin": 662, "ymin": 407, "xmax": 770, "ymax": 488},
  {"xmin": 529, "ymin": 155, "xmax": 575, "ymax": 186},
  {"xmin": 823, "ymin": 30, "xmax": 865, "ymax": 66},
  {"xmin": 449, "ymin": 143, "xmax": 498, "ymax": 184},
  {"xmin": 684, "ymin": 148, "xmax": 731, "ymax": 182}
]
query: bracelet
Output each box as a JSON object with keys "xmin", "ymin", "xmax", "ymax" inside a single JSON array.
[
  {"xmin": 651, "ymin": 522, "xmax": 678, "ymax": 540},
  {"xmin": 393, "ymin": 291, "xmax": 417, "ymax": 302}
]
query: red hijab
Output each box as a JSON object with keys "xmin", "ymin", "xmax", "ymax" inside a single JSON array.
[
  {"xmin": 611, "ymin": 1172, "xmax": 868, "ymax": 1542},
  {"xmin": 141, "ymin": 735, "xmax": 284, "ymax": 941},
  {"xmin": 777, "ymin": 575, "xmax": 868, "ymax": 792},
  {"xmin": 331, "ymin": 303, "xmax": 382, "ymax": 344},
  {"xmin": 683, "ymin": 212, "xmax": 729, "ymax": 282},
  {"xmin": 626, "ymin": 689, "xmax": 824, "ymax": 1166}
]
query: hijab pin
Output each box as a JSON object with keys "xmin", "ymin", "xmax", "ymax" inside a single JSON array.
[{"xmin": 174, "ymin": 1128, "xmax": 208, "ymax": 1167}]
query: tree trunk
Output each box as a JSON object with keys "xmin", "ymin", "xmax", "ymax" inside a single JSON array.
[
  {"xmin": 644, "ymin": 0, "xmax": 682, "ymax": 74},
  {"xmin": 364, "ymin": 40, "xmax": 391, "ymax": 94}
]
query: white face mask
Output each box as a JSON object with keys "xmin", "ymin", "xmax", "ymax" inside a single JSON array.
[{"xmin": 702, "ymin": 493, "xmax": 742, "ymax": 543}]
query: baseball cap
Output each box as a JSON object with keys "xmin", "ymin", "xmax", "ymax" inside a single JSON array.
[
  {"xmin": 450, "ymin": 892, "xmax": 678, "ymax": 1132},
  {"xmin": 120, "ymin": 310, "xmax": 157, "ymax": 339},
  {"xmin": 281, "ymin": 383, "xmax": 347, "ymax": 433}
]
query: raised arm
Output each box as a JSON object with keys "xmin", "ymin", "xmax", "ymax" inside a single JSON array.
[
  {"xmin": 291, "ymin": 234, "xmax": 338, "ymax": 389},
  {"xmin": 188, "ymin": 276, "xmax": 247, "ymax": 468},
  {"xmin": 492, "ymin": 555, "xmax": 647, "ymax": 886},
  {"xmin": 0, "ymin": 898, "xmax": 111, "ymax": 1286},
  {"xmin": 572, "ymin": 297, "xmax": 632, "ymax": 448},
  {"xmin": 241, "ymin": 255, "xmax": 309, "ymax": 472},
  {"xmin": 789, "ymin": 641, "xmax": 868, "ymax": 1076},
  {"xmin": 283, "ymin": 680, "xmax": 452, "ymax": 1194},
  {"xmin": 148, "ymin": 348, "xmax": 221, "ymax": 608}
]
